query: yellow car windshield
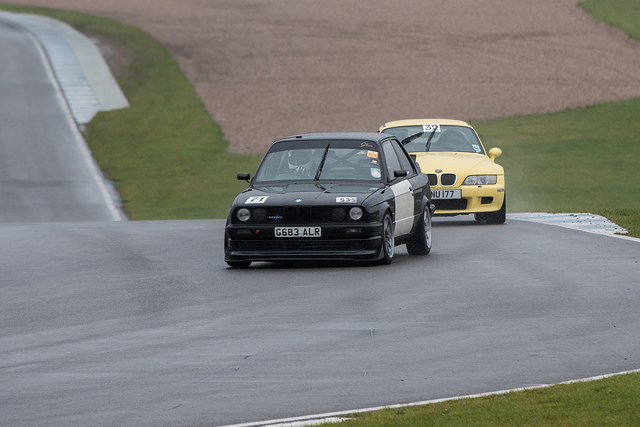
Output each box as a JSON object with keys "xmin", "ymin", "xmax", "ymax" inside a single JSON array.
[{"xmin": 383, "ymin": 125, "xmax": 485, "ymax": 154}]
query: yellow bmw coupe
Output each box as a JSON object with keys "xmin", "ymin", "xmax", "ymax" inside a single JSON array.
[{"xmin": 379, "ymin": 119, "xmax": 505, "ymax": 224}]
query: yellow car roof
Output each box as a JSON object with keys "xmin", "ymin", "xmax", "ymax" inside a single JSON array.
[{"xmin": 378, "ymin": 118, "xmax": 472, "ymax": 131}]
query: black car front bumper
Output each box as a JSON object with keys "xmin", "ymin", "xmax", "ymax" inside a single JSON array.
[{"xmin": 225, "ymin": 223, "xmax": 384, "ymax": 262}]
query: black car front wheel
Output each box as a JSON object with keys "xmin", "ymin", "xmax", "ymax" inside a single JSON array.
[
  {"xmin": 379, "ymin": 212, "xmax": 395, "ymax": 264},
  {"xmin": 226, "ymin": 260, "xmax": 251, "ymax": 268},
  {"xmin": 225, "ymin": 233, "xmax": 252, "ymax": 268},
  {"xmin": 407, "ymin": 204, "xmax": 432, "ymax": 255}
]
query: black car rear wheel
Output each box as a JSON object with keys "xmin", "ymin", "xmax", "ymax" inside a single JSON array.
[{"xmin": 407, "ymin": 204, "xmax": 432, "ymax": 255}]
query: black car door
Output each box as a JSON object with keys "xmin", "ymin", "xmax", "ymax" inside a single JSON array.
[
  {"xmin": 381, "ymin": 140, "xmax": 415, "ymax": 237},
  {"xmin": 391, "ymin": 138, "xmax": 429, "ymax": 226}
]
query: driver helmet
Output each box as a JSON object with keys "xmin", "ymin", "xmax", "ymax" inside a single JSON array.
[{"xmin": 288, "ymin": 150, "xmax": 314, "ymax": 173}]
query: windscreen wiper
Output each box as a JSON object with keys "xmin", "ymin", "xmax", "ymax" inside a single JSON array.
[
  {"xmin": 424, "ymin": 128, "xmax": 437, "ymax": 152},
  {"xmin": 401, "ymin": 132, "xmax": 424, "ymax": 146},
  {"xmin": 400, "ymin": 128, "xmax": 437, "ymax": 151},
  {"xmin": 314, "ymin": 182, "xmax": 327, "ymax": 192},
  {"xmin": 314, "ymin": 143, "xmax": 331, "ymax": 180}
]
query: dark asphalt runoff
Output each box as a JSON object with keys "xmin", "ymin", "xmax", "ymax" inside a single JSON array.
[
  {"xmin": 2, "ymin": 219, "xmax": 639, "ymax": 426},
  {"xmin": 0, "ymin": 17, "xmax": 120, "ymax": 222}
]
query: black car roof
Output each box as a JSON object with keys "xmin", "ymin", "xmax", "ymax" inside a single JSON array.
[{"xmin": 273, "ymin": 132, "xmax": 395, "ymax": 145}]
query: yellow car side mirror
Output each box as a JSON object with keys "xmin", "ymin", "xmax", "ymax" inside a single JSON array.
[{"xmin": 488, "ymin": 147, "xmax": 502, "ymax": 162}]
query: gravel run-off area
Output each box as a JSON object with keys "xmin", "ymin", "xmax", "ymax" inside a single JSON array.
[{"xmin": 6, "ymin": 0, "xmax": 640, "ymax": 154}]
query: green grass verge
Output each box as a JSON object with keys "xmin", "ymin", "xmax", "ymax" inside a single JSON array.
[
  {"xmin": 580, "ymin": 0, "xmax": 640, "ymax": 40},
  {"xmin": 1, "ymin": 1, "xmax": 639, "ymax": 425},
  {"xmin": 337, "ymin": 372, "xmax": 640, "ymax": 426}
]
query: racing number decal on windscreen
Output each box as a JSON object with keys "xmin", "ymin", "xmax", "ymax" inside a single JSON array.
[{"xmin": 422, "ymin": 124, "xmax": 440, "ymax": 133}]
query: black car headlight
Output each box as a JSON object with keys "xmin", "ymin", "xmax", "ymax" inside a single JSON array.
[
  {"xmin": 349, "ymin": 207, "xmax": 363, "ymax": 221},
  {"xmin": 462, "ymin": 175, "xmax": 497, "ymax": 185},
  {"xmin": 236, "ymin": 208, "xmax": 251, "ymax": 222}
]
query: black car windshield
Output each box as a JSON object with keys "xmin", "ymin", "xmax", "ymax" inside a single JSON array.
[
  {"xmin": 254, "ymin": 140, "xmax": 383, "ymax": 183},
  {"xmin": 382, "ymin": 125, "xmax": 484, "ymax": 154}
]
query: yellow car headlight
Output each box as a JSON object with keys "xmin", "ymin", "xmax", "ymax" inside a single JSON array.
[{"xmin": 462, "ymin": 175, "xmax": 497, "ymax": 185}]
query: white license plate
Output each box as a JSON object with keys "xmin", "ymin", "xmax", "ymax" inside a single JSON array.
[
  {"xmin": 431, "ymin": 189, "xmax": 461, "ymax": 199},
  {"xmin": 274, "ymin": 227, "xmax": 322, "ymax": 238}
]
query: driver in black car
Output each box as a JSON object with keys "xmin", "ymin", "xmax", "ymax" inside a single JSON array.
[{"xmin": 287, "ymin": 150, "xmax": 317, "ymax": 177}]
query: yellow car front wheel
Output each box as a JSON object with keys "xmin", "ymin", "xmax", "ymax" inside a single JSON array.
[{"xmin": 475, "ymin": 195, "xmax": 506, "ymax": 224}]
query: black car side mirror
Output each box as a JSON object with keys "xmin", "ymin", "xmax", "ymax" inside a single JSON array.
[
  {"xmin": 237, "ymin": 172, "xmax": 251, "ymax": 182},
  {"xmin": 394, "ymin": 169, "xmax": 408, "ymax": 178}
]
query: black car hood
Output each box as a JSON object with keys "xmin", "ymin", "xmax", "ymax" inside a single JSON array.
[{"xmin": 236, "ymin": 182, "xmax": 382, "ymax": 206}]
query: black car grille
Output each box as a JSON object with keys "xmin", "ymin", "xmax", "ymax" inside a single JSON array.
[
  {"xmin": 229, "ymin": 238, "xmax": 375, "ymax": 253},
  {"xmin": 234, "ymin": 206, "xmax": 359, "ymax": 224},
  {"xmin": 426, "ymin": 173, "xmax": 457, "ymax": 186},
  {"xmin": 285, "ymin": 206, "xmax": 311, "ymax": 223},
  {"xmin": 252, "ymin": 240, "xmax": 351, "ymax": 251}
]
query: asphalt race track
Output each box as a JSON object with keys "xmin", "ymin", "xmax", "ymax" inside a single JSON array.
[
  {"xmin": 2, "ymin": 11, "xmax": 640, "ymax": 427},
  {"xmin": 0, "ymin": 15, "xmax": 122, "ymax": 222},
  {"xmin": 2, "ymin": 219, "xmax": 640, "ymax": 426}
]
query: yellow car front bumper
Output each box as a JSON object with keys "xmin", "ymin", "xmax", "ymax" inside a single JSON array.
[{"xmin": 432, "ymin": 179, "xmax": 505, "ymax": 216}]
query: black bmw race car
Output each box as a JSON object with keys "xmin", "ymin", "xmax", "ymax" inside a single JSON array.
[{"xmin": 224, "ymin": 132, "xmax": 434, "ymax": 268}]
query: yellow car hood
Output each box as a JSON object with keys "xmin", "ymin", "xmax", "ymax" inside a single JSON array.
[{"xmin": 413, "ymin": 151, "xmax": 504, "ymax": 177}]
